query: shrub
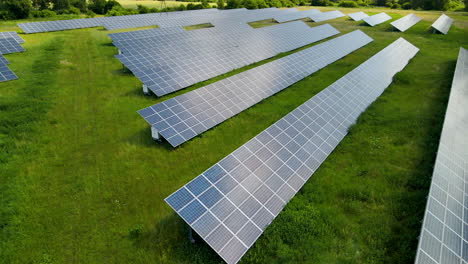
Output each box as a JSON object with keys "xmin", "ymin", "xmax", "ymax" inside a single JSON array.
[
  {"xmin": 68, "ymin": 6, "xmax": 81, "ymax": 14},
  {"xmin": 217, "ymin": 0, "xmax": 225, "ymax": 8},
  {"xmin": 137, "ymin": 4, "xmax": 150, "ymax": 13},
  {"xmin": 402, "ymin": 2, "xmax": 411, "ymax": 8},
  {"xmin": 391, "ymin": 3, "xmax": 401, "ymax": 8},
  {"xmin": 243, "ymin": 0, "xmax": 259, "ymax": 8},
  {"xmin": 86, "ymin": 9, "xmax": 96, "ymax": 17},
  {"xmin": 338, "ymin": 0, "xmax": 358, "ymax": 7},
  {"xmin": 31, "ymin": 9, "xmax": 57, "ymax": 17},
  {"xmin": 226, "ymin": 0, "xmax": 243, "ymax": 8},
  {"xmin": 0, "ymin": 0, "xmax": 32, "ymax": 19},
  {"xmin": 311, "ymin": 0, "xmax": 332, "ymax": 6}
]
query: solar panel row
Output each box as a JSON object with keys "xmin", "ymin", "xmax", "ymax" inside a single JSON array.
[
  {"xmin": 0, "ymin": 37, "xmax": 26, "ymax": 55},
  {"xmin": 118, "ymin": 22, "xmax": 340, "ymax": 96},
  {"xmin": 0, "ymin": 31, "xmax": 25, "ymax": 44},
  {"xmin": 309, "ymin": 10, "xmax": 345, "ymax": 22},
  {"xmin": 414, "ymin": 47, "xmax": 468, "ymax": 264},
  {"xmin": 18, "ymin": 8, "xmax": 293, "ymax": 33},
  {"xmin": 165, "ymin": 37, "xmax": 419, "ymax": 264},
  {"xmin": 391, "ymin": 13, "xmax": 421, "ymax": 32},
  {"xmin": 363, "ymin": 12, "xmax": 392, "ymax": 26},
  {"xmin": 0, "ymin": 54, "xmax": 9, "ymax": 65},
  {"xmin": 0, "ymin": 64, "xmax": 18, "ymax": 82},
  {"xmin": 273, "ymin": 9, "xmax": 320, "ymax": 23},
  {"xmin": 431, "ymin": 14, "xmax": 454, "ymax": 35},
  {"xmin": 348, "ymin": 11, "xmax": 369, "ymax": 21},
  {"xmin": 18, "ymin": 8, "xmax": 223, "ymax": 33},
  {"xmin": 138, "ymin": 30, "xmax": 373, "ymax": 147}
]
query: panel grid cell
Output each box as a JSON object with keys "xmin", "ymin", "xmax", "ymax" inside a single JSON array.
[
  {"xmin": 415, "ymin": 48, "xmax": 468, "ymax": 264},
  {"xmin": 138, "ymin": 30, "xmax": 372, "ymax": 147},
  {"xmin": 165, "ymin": 37, "xmax": 419, "ymax": 264}
]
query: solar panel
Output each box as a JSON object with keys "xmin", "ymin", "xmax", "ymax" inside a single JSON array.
[
  {"xmin": 273, "ymin": 9, "xmax": 321, "ymax": 23},
  {"xmin": 0, "ymin": 64, "xmax": 17, "ymax": 82},
  {"xmin": 0, "ymin": 37, "xmax": 25, "ymax": 54},
  {"xmin": 363, "ymin": 12, "xmax": 392, "ymax": 26},
  {"xmin": 414, "ymin": 47, "xmax": 468, "ymax": 264},
  {"xmin": 348, "ymin": 11, "xmax": 369, "ymax": 21},
  {"xmin": 0, "ymin": 54, "xmax": 9, "ymax": 65},
  {"xmin": 138, "ymin": 30, "xmax": 372, "ymax": 147},
  {"xmin": 309, "ymin": 10, "xmax": 345, "ymax": 22},
  {"xmin": 108, "ymin": 27, "xmax": 187, "ymax": 42},
  {"xmin": 431, "ymin": 14, "xmax": 453, "ymax": 35},
  {"xmin": 391, "ymin": 13, "xmax": 421, "ymax": 32},
  {"xmin": 0, "ymin": 31, "xmax": 25, "ymax": 44},
  {"xmin": 165, "ymin": 37, "xmax": 419, "ymax": 264},
  {"xmin": 119, "ymin": 23, "xmax": 340, "ymax": 97}
]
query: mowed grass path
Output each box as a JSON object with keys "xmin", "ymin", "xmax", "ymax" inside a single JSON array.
[{"xmin": 0, "ymin": 8, "xmax": 467, "ymax": 264}]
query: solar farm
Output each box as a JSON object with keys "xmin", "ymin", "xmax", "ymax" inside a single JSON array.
[{"xmin": 0, "ymin": 5, "xmax": 467, "ymax": 264}]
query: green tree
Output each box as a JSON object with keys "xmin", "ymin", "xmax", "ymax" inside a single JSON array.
[
  {"xmin": 32, "ymin": 0, "xmax": 51, "ymax": 10},
  {"xmin": 243, "ymin": 0, "xmax": 259, "ymax": 8},
  {"xmin": 51, "ymin": 0, "xmax": 71, "ymax": 11},
  {"xmin": 226, "ymin": 0, "xmax": 243, "ymax": 8},
  {"xmin": 217, "ymin": 0, "xmax": 225, "ymax": 8},
  {"xmin": 433, "ymin": 0, "xmax": 449, "ymax": 10},
  {"xmin": 0, "ymin": 0, "xmax": 32, "ymax": 18},
  {"xmin": 465, "ymin": 0, "xmax": 468, "ymax": 10}
]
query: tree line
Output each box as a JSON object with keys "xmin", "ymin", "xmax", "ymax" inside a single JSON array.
[{"xmin": 0, "ymin": 0, "xmax": 466, "ymax": 20}]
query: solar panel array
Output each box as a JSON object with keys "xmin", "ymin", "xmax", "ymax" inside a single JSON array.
[
  {"xmin": 414, "ymin": 47, "xmax": 468, "ymax": 264},
  {"xmin": 0, "ymin": 63, "xmax": 18, "ymax": 82},
  {"xmin": 0, "ymin": 31, "xmax": 25, "ymax": 44},
  {"xmin": 309, "ymin": 10, "xmax": 345, "ymax": 22},
  {"xmin": 138, "ymin": 30, "xmax": 373, "ymax": 147},
  {"xmin": 0, "ymin": 32, "xmax": 25, "ymax": 82},
  {"xmin": 0, "ymin": 54, "xmax": 9, "ymax": 65},
  {"xmin": 0, "ymin": 37, "xmax": 25, "ymax": 55},
  {"xmin": 391, "ymin": 13, "xmax": 421, "ymax": 32},
  {"xmin": 273, "ymin": 9, "xmax": 320, "ymax": 23},
  {"xmin": 363, "ymin": 12, "xmax": 392, "ymax": 26},
  {"xmin": 116, "ymin": 22, "xmax": 340, "ymax": 96},
  {"xmin": 18, "ymin": 9, "xmax": 221, "ymax": 33},
  {"xmin": 348, "ymin": 11, "xmax": 369, "ymax": 21},
  {"xmin": 431, "ymin": 14, "xmax": 454, "ymax": 35},
  {"xmin": 18, "ymin": 8, "xmax": 301, "ymax": 33},
  {"xmin": 165, "ymin": 37, "xmax": 419, "ymax": 264}
]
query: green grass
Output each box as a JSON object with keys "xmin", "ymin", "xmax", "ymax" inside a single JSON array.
[{"xmin": 0, "ymin": 7, "xmax": 467, "ymax": 264}]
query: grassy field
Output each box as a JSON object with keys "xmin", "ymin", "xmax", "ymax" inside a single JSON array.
[
  {"xmin": 0, "ymin": 6, "xmax": 467, "ymax": 264},
  {"xmin": 118, "ymin": 0, "xmax": 217, "ymax": 8}
]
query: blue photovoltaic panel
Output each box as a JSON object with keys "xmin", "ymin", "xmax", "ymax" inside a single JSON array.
[
  {"xmin": 273, "ymin": 9, "xmax": 321, "ymax": 23},
  {"xmin": 348, "ymin": 11, "xmax": 368, "ymax": 21},
  {"xmin": 138, "ymin": 30, "xmax": 373, "ymax": 147},
  {"xmin": 165, "ymin": 37, "xmax": 419, "ymax": 264},
  {"xmin": 0, "ymin": 64, "xmax": 17, "ymax": 82},
  {"xmin": 391, "ymin": 13, "xmax": 421, "ymax": 32},
  {"xmin": 414, "ymin": 48, "xmax": 468, "ymax": 264},
  {"xmin": 0, "ymin": 54, "xmax": 9, "ymax": 65},
  {"xmin": 119, "ymin": 22, "xmax": 340, "ymax": 96},
  {"xmin": 0, "ymin": 31, "xmax": 25, "ymax": 44},
  {"xmin": 108, "ymin": 26, "xmax": 186, "ymax": 42},
  {"xmin": 17, "ymin": 8, "xmax": 295, "ymax": 33},
  {"xmin": 363, "ymin": 12, "xmax": 392, "ymax": 26},
  {"xmin": 309, "ymin": 10, "xmax": 345, "ymax": 22},
  {"xmin": 0, "ymin": 37, "xmax": 25, "ymax": 54},
  {"xmin": 431, "ymin": 14, "xmax": 453, "ymax": 35}
]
